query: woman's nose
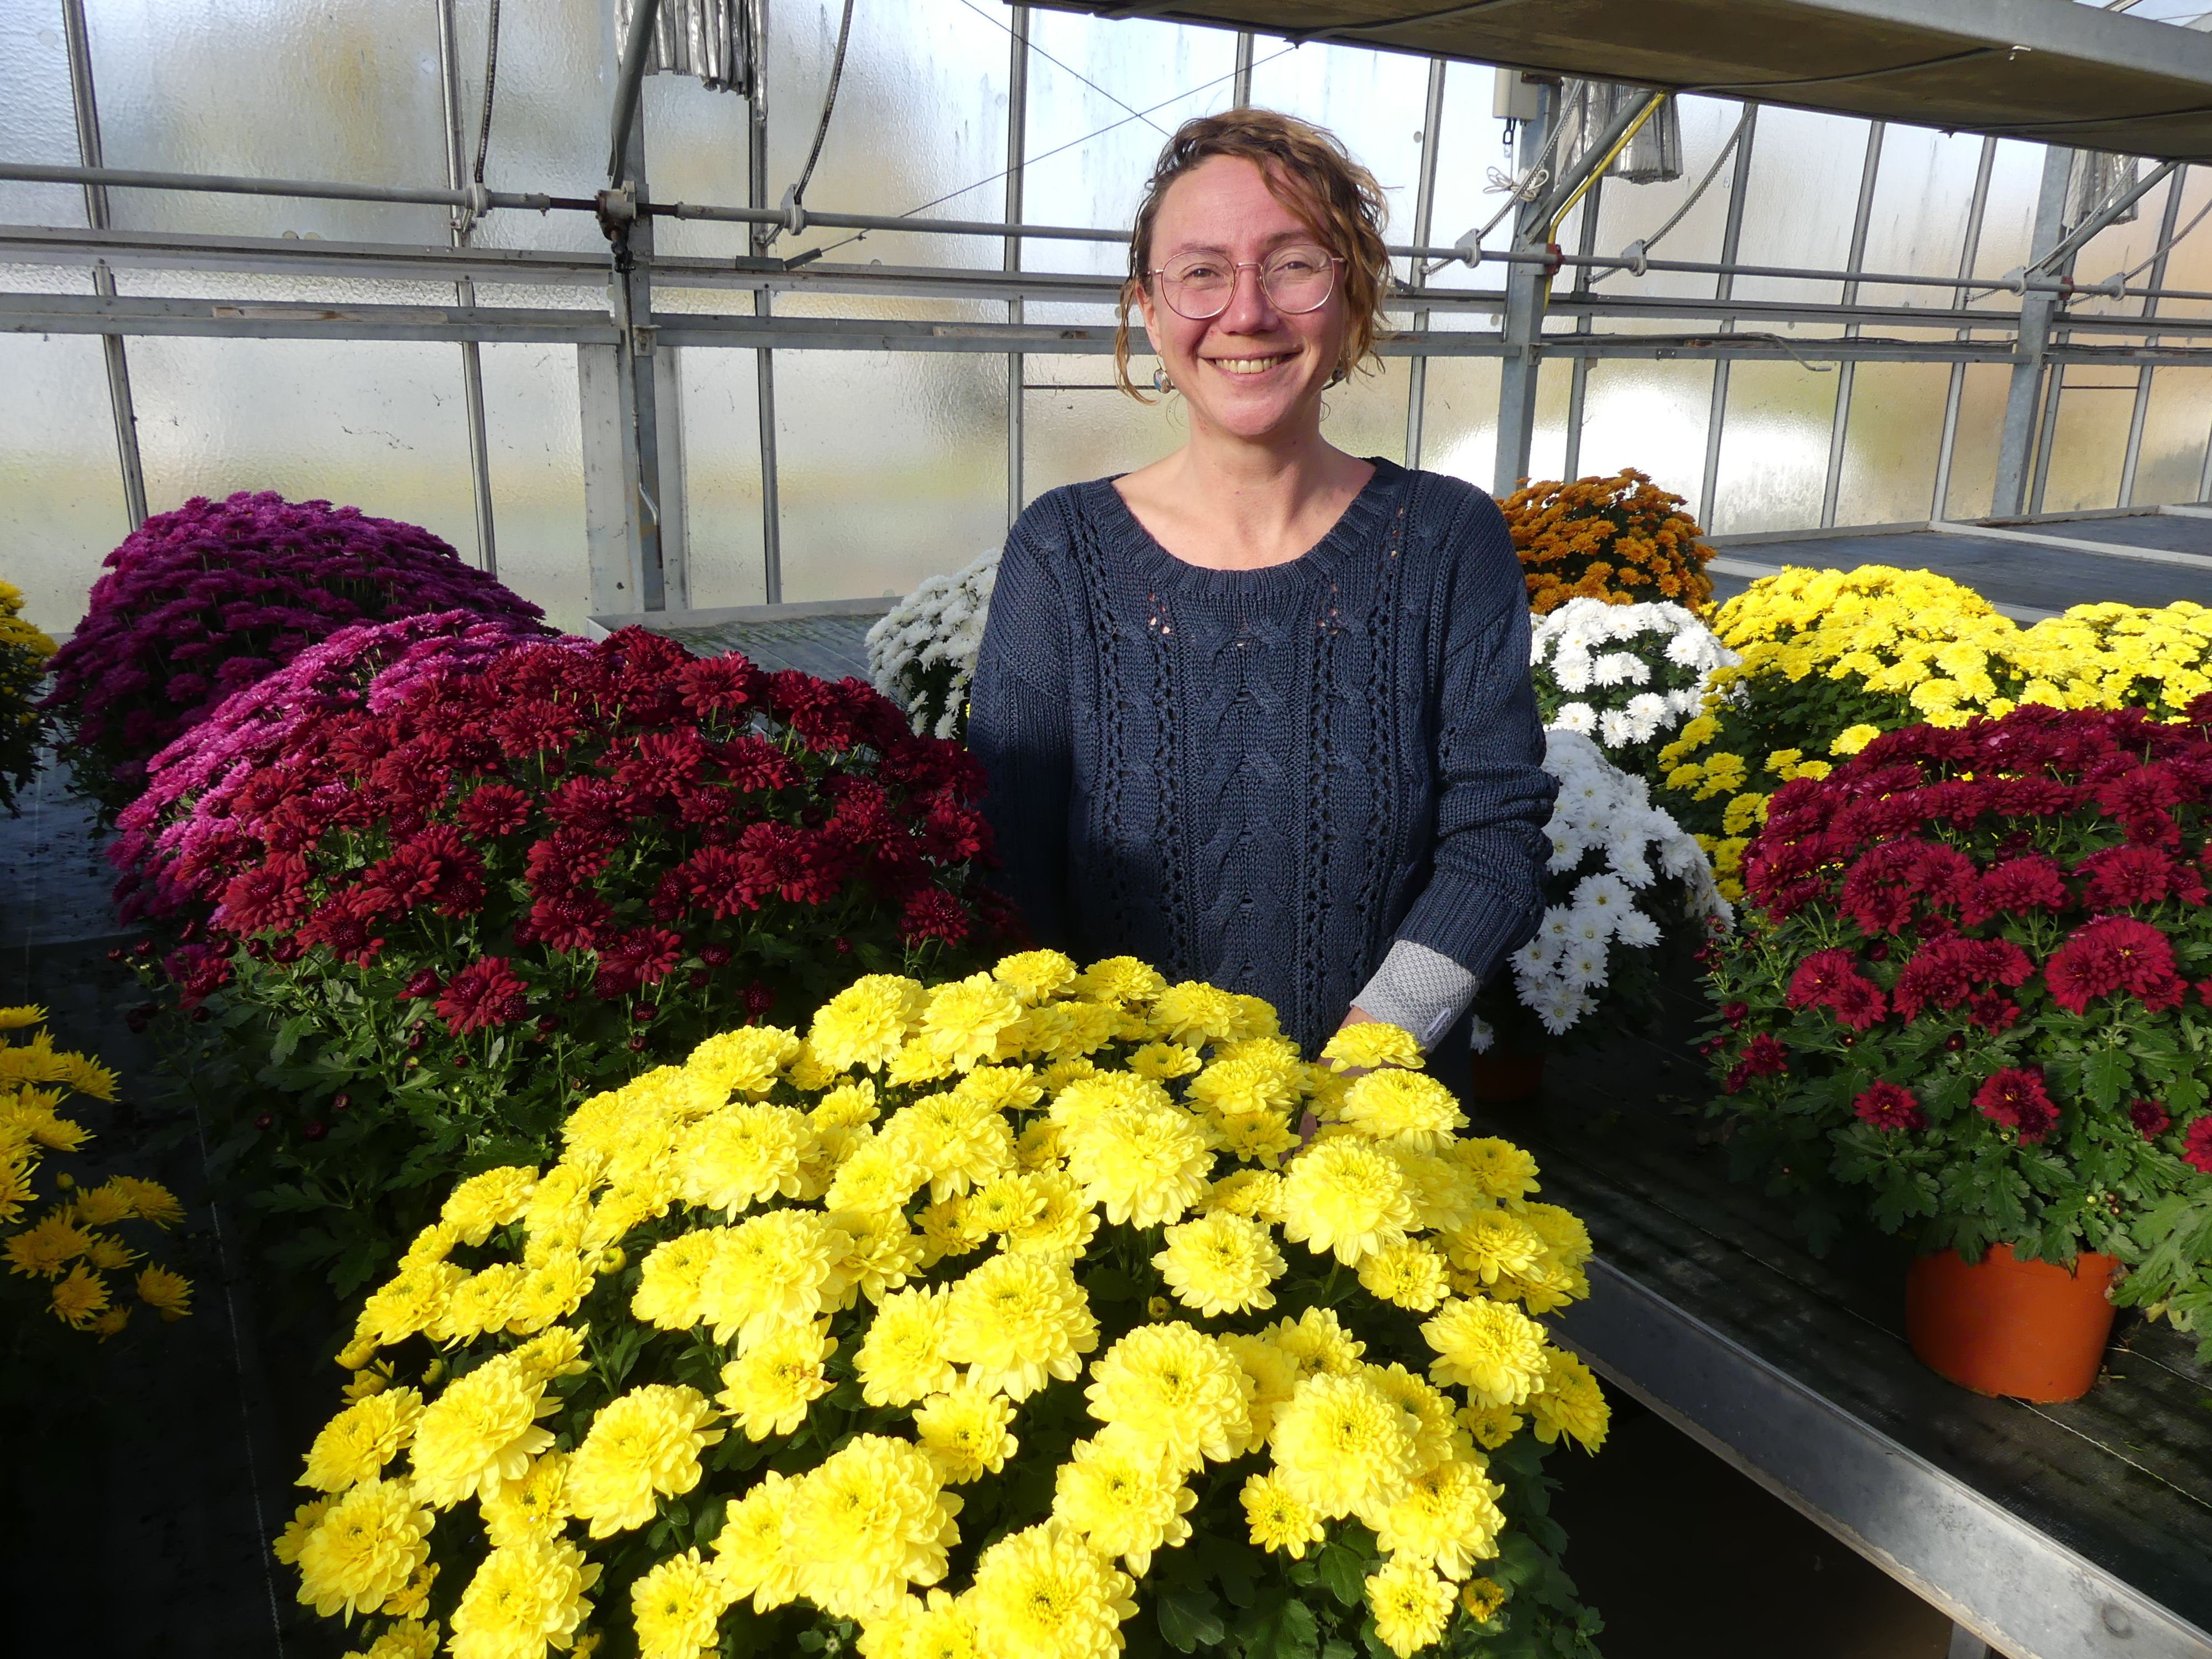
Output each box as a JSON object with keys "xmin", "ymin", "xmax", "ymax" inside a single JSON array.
[{"xmin": 1214, "ymin": 262, "xmax": 1281, "ymax": 331}]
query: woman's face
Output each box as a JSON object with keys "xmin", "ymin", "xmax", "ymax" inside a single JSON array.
[{"xmin": 1138, "ymin": 155, "xmax": 1349, "ymax": 444}]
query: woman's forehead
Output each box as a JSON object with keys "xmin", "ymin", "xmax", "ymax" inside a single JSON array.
[{"xmin": 1154, "ymin": 158, "xmax": 1323, "ymax": 254}]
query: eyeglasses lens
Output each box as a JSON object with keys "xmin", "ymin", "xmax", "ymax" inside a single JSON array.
[{"xmin": 1160, "ymin": 248, "xmax": 1337, "ymax": 320}]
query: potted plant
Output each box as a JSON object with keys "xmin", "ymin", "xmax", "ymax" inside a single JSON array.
[
  {"xmin": 1496, "ymin": 469, "xmax": 1714, "ymax": 617},
  {"xmin": 0, "ymin": 577, "xmax": 55, "ymax": 816},
  {"xmin": 1469, "ymin": 731, "xmax": 1730, "ymax": 1102},
  {"xmin": 275, "ymin": 953, "xmax": 1610, "ymax": 1659},
  {"xmin": 867, "ymin": 547, "xmax": 1000, "ymax": 742},
  {"xmin": 1707, "ymin": 704, "xmax": 2212, "ymax": 1400},
  {"xmin": 1528, "ymin": 597, "xmax": 1736, "ymax": 785}
]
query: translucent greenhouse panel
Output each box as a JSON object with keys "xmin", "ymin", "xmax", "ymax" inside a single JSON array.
[
  {"xmin": 1938, "ymin": 364, "xmax": 2013, "ymax": 522},
  {"xmin": 1728, "ymin": 106, "xmax": 1873, "ymax": 309},
  {"xmin": 1856, "ymin": 127, "xmax": 1985, "ymax": 291},
  {"xmin": 476, "ymin": 342, "xmax": 591, "ymax": 632},
  {"xmin": 1245, "ymin": 42, "xmax": 1428, "ymax": 254},
  {"xmin": 1319, "ymin": 359, "xmax": 1410, "ymax": 467},
  {"xmin": 124, "ymin": 333, "xmax": 479, "ymax": 571},
  {"xmin": 1019, "ymin": 13, "xmax": 1239, "ymax": 279},
  {"xmin": 450, "ymin": 0, "xmax": 612, "ymax": 257},
  {"xmin": 1416, "ymin": 354, "xmax": 1501, "ymax": 490},
  {"xmin": 1022, "ymin": 358, "xmax": 1187, "ymax": 504},
  {"xmin": 771, "ymin": 349, "xmax": 1006, "ymax": 602},
  {"xmin": 1581, "ymin": 96, "xmax": 1751, "ymax": 306},
  {"xmin": 0, "ymin": 335, "xmax": 131, "ymax": 637},
  {"xmin": 84, "ymin": 0, "xmax": 451, "ymax": 246},
  {"xmin": 1963, "ymin": 140, "xmax": 2054, "ymax": 295},
  {"xmin": 640, "ymin": 75, "xmax": 753, "ymax": 262},
  {"xmin": 762, "ymin": 0, "xmax": 1014, "ymax": 275},
  {"xmin": 0, "ymin": 9, "xmax": 90, "ymax": 229},
  {"xmin": 1520, "ymin": 361, "xmax": 1578, "ymax": 489},
  {"xmin": 2129, "ymin": 168, "xmax": 2212, "ymax": 323},
  {"xmin": 2131, "ymin": 369, "xmax": 2212, "ymax": 505},
  {"xmin": 1416, "ymin": 60, "xmax": 1517, "ymax": 299},
  {"xmin": 2037, "ymin": 375, "xmax": 2131, "ymax": 513},
  {"xmin": 1569, "ymin": 360, "xmax": 1713, "ymax": 509},
  {"xmin": 676, "ymin": 348, "xmax": 769, "ymax": 608},
  {"xmin": 1834, "ymin": 362, "xmax": 1953, "ymax": 525},
  {"xmin": 1707, "ymin": 361, "xmax": 1844, "ymax": 534}
]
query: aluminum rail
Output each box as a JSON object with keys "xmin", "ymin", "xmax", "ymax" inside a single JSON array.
[{"xmin": 0, "ymin": 160, "xmax": 584, "ymax": 215}]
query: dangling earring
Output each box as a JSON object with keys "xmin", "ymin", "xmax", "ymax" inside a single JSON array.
[{"xmin": 1152, "ymin": 364, "xmax": 1175, "ymax": 395}]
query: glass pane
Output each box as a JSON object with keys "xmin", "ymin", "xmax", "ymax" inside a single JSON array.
[
  {"xmin": 1580, "ymin": 95, "xmax": 1753, "ymax": 307},
  {"xmin": 1857, "ymin": 126, "xmax": 1985, "ymax": 292},
  {"xmin": 773, "ymin": 348, "xmax": 1006, "ymax": 601},
  {"xmin": 1416, "ymin": 351, "xmax": 1501, "ymax": 489},
  {"xmin": 452, "ymin": 0, "xmax": 611, "ymax": 256},
  {"xmin": 677, "ymin": 347, "xmax": 768, "ymax": 608},
  {"xmin": 1018, "ymin": 13, "xmax": 1239, "ymax": 279},
  {"xmin": 1939, "ymin": 363, "xmax": 2011, "ymax": 521},
  {"xmin": 2131, "ymin": 368, "xmax": 2212, "ymax": 505},
  {"xmin": 1708, "ymin": 359, "xmax": 1843, "ymax": 534},
  {"xmin": 1835, "ymin": 361, "xmax": 1952, "ymax": 525},
  {"xmin": 1962, "ymin": 139, "xmax": 2052, "ymax": 300},
  {"xmin": 0, "ymin": 9, "xmax": 89, "ymax": 228},
  {"xmin": 1322, "ymin": 359, "xmax": 1409, "ymax": 467},
  {"xmin": 1245, "ymin": 42, "xmax": 1430, "ymax": 254},
  {"xmin": 1023, "ymin": 358, "xmax": 1184, "ymax": 505},
  {"xmin": 1416, "ymin": 61, "xmax": 1521, "ymax": 299},
  {"xmin": 477, "ymin": 341, "xmax": 591, "ymax": 632},
  {"xmin": 0, "ymin": 335, "xmax": 129, "ymax": 635},
  {"xmin": 1728, "ymin": 106, "xmax": 1875, "ymax": 309},
  {"xmin": 2038, "ymin": 373, "xmax": 2131, "ymax": 512},
  {"xmin": 1522, "ymin": 358, "xmax": 1577, "ymax": 489},
  {"xmin": 85, "ymin": 0, "xmax": 450, "ymax": 246},
  {"xmin": 1571, "ymin": 359, "xmax": 1714, "ymax": 509}
]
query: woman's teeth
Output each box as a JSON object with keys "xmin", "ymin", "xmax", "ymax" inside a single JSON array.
[{"xmin": 1212, "ymin": 354, "xmax": 1290, "ymax": 375}]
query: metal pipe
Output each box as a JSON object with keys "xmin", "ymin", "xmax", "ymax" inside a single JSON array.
[
  {"xmin": 0, "ymin": 159, "xmax": 572, "ymax": 213},
  {"xmin": 1404, "ymin": 56, "xmax": 1447, "ymax": 471},
  {"xmin": 1932, "ymin": 136, "xmax": 1998, "ymax": 521},
  {"xmin": 436, "ymin": 0, "xmax": 499, "ymax": 577},
  {"xmin": 749, "ymin": 0, "xmax": 782, "ymax": 606},
  {"xmin": 1562, "ymin": 170, "xmax": 1603, "ymax": 483},
  {"xmin": 1233, "ymin": 32, "xmax": 1254, "ymax": 108},
  {"xmin": 607, "ymin": 0, "xmax": 664, "ymax": 184},
  {"xmin": 2120, "ymin": 166, "xmax": 2188, "ymax": 507},
  {"xmin": 1700, "ymin": 105, "xmax": 1759, "ymax": 532},
  {"xmin": 1005, "ymin": 7, "xmax": 1029, "ymax": 531},
  {"xmin": 1994, "ymin": 146, "xmax": 2074, "ymax": 515},
  {"xmin": 1821, "ymin": 121, "xmax": 1885, "ymax": 529},
  {"xmin": 59, "ymin": 0, "xmax": 148, "ymax": 531}
]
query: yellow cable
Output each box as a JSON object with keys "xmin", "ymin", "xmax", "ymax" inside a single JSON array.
[{"xmin": 1542, "ymin": 93, "xmax": 1668, "ymax": 302}]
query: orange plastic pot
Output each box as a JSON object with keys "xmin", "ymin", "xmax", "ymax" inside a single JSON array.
[
  {"xmin": 1905, "ymin": 1244, "xmax": 2119, "ymax": 1402},
  {"xmin": 1464, "ymin": 1047, "xmax": 1545, "ymax": 1103}
]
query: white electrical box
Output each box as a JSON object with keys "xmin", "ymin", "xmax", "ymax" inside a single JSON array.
[{"xmin": 1493, "ymin": 67, "xmax": 1543, "ymax": 122}]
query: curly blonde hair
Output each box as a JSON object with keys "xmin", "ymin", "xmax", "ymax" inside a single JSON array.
[{"xmin": 1114, "ymin": 108, "xmax": 1392, "ymax": 403}]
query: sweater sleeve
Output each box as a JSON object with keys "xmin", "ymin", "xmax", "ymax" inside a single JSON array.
[
  {"xmin": 967, "ymin": 509, "xmax": 1077, "ymax": 951},
  {"xmin": 1374, "ymin": 487, "xmax": 1556, "ymax": 1031}
]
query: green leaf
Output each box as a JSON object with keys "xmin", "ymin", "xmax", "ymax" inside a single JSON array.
[
  {"xmin": 1235, "ymin": 1590, "xmax": 1320, "ymax": 1659},
  {"xmin": 2083, "ymin": 1047, "xmax": 2132, "ymax": 1110},
  {"xmin": 1313, "ymin": 1541, "xmax": 1368, "ymax": 1608},
  {"xmin": 1157, "ymin": 1589, "xmax": 1227, "ymax": 1653}
]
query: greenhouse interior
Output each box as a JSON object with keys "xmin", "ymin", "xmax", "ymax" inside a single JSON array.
[{"xmin": 4, "ymin": 0, "xmax": 2212, "ymax": 1656}]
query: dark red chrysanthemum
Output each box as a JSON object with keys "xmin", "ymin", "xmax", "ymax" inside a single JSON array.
[
  {"xmin": 1852, "ymin": 1080, "xmax": 1925, "ymax": 1132},
  {"xmin": 1722, "ymin": 1032, "xmax": 1790, "ymax": 1094},
  {"xmin": 458, "ymin": 783, "xmax": 532, "ymax": 837},
  {"xmin": 1974, "ymin": 1067, "xmax": 2058, "ymax": 1144},
  {"xmin": 435, "ymin": 956, "xmax": 529, "ymax": 1033},
  {"xmin": 2130, "ymin": 1099, "xmax": 2172, "ymax": 1140},
  {"xmin": 216, "ymin": 855, "xmax": 313, "ymax": 936},
  {"xmin": 2184, "ymin": 1117, "xmax": 2212, "ymax": 1175},
  {"xmin": 900, "ymin": 886, "xmax": 972, "ymax": 947},
  {"xmin": 2044, "ymin": 916, "xmax": 2184, "ymax": 1014}
]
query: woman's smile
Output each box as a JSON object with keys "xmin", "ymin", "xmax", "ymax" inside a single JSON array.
[{"xmin": 1206, "ymin": 351, "xmax": 1299, "ymax": 377}]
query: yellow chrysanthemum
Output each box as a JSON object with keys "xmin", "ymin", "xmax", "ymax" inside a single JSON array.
[
  {"xmin": 809, "ymin": 975, "xmax": 927, "ymax": 1072},
  {"xmin": 677, "ymin": 1103, "xmax": 810, "ymax": 1215},
  {"xmin": 717, "ymin": 1317, "xmax": 837, "ymax": 1439},
  {"xmin": 1338, "ymin": 1068, "xmax": 1466, "ymax": 1152},
  {"xmin": 1084, "ymin": 1322, "xmax": 1255, "ymax": 1467},
  {"xmin": 566, "ymin": 1384, "xmax": 725, "ymax": 1538},
  {"xmin": 965, "ymin": 1521, "xmax": 1136, "ymax": 1659},
  {"xmin": 941, "ymin": 1253, "xmax": 1098, "ymax": 1400},
  {"xmin": 1199, "ymin": 1168, "xmax": 1287, "ymax": 1223},
  {"xmin": 786, "ymin": 1434, "xmax": 963, "ymax": 1621},
  {"xmin": 341, "ymin": 1619, "xmax": 441, "ymax": 1659},
  {"xmin": 992, "ymin": 948, "xmax": 1079, "ymax": 1003},
  {"xmin": 48, "ymin": 1261, "xmax": 108, "ymax": 1328},
  {"xmin": 352, "ymin": 1260, "xmax": 466, "ymax": 1351},
  {"xmin": 1000, "ymin": 1170, "xmax": 1101, "ymax": 1261},
  {"xmin": 1124, "ymin": 1041, "xmax": 1200, "ymax": 1081},
  {"xmin": 711, "ymin": 1471, "xmax": 800, "ymax": 1613},
  {"xmin": 832, "ymin": 1203, "xmax": 927, "ymax": 1302},
  {"xmin": 6, "ymin": 1208, "xmax": 87, "ymax": 1277},
  {"xmin": 1264, "ymin": 1305, "xmax": 1366, "ymax": 1377},
  {"xmin": 1051, "ymin": 1432, "xmax": 1197, "ymax": 1575},
  {"xmin": 1366, "ymin": 1557, "xmax": 1454, "ymax": 1658},
  {"xmin": 302, "ymin": 1387, "xmax": 424, "ymax": 1492},
  {"xmin": 882, "ymin": 1091, "xmax": 1017, "ymax": 1204},
  {"xmin": 1357, "ymin": 1239, "xmax": 1452, "ymax": 1311},
  {"xmin": 481, "ymin": 1451, "xmax": 572, "ymax": 1547},
  {"xmin": 293, "ymin": 1477, "xmax": 434, "ymax": 1621},
  {"xmin": 1422, "ymin": 1298, "xmax": 1551, "ymax": 1408},
  {"xmin": 696, "ymin": 1210, "xmax": 852, "ymax": 1348},
  {"xmin": 1443, "ymin": 1208, "xmax": 1547, "ymax": 1286},
  {"xmin": 857, "ymin": 1283, "xmax": 958, "ymax": 1406},
  {"xmin": 447, "ymin": 1536, "xmax": 597, "ymax": 1659},
  {"xmin": 1057, "ymin": 1097, "xmax": 1215, "ymax": 1229},
  {"xmin": 440, "ymin": 1167, "xmax": 538, "ymax": 1246},
  {"xmin": 1527, "ymin": 1348, "xmax": 1611, "ymax": 1453},
  {"xmin": 857, "ymin": 1588, "xmax": 978, "ymax": 1659},
  {"xmin": 919, "ymin": 973, "xmax": 1026, "ymax": 1070},
  {"xmin": 1461, "ymin": 1402, "xmax": 1526, "ymax": 1450},
  {"xmin": 912, "ymin": 1378, "xmax": 1019, "ymax": 1483},
  {"xmin": 1071, "ymin": 956, "xmax": 1166, "ymax": 1005},
  {"xmin": 1154, "ymin": 1212, "xmax": 1285, "ymax": 1317},
  {"xmin": 1462, "ymin": 1575, "xmax": 1509, "ymax": 1623},
  {"xmin": 1319, "ymin": 1022, "xmax": 1426, "ymax": 1073},
  {"xmin": 686, "ymin": 1024, "xmax": 800, "ymax": 1098},
  {"xmin": 1240, "ymin": 1469, "xmax": 1326, "ymax": 1558},
  {"xmin": 630, "ymin": 1548, "xmax": 732, "ymax": 1659},
  {"xmin": 1279, "ymin": 1139, "xmax": 1417, "ymax": 1266},
  {"xmin": 1446, "ymin": 1138, "xmax": 1540, "ymax": 1202},
  {"xmin": 409, "ymin": 1354, "xmax": 558, "ymax": 1507},
  {"xmin": 1266, "ymin": 1372, "xmax": 1419, "ymax": 1521},
  {"xmin": 1376, "ymin": 1456, "xmax": 1507, "ymax": 1580}
]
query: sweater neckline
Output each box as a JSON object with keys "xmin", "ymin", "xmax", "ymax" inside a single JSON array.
[{"xmin": 1087, "ymin": 457, "xmax": 1405, "ymax": 598}]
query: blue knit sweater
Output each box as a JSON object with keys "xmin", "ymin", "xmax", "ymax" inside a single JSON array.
[{"xmin": 967, "ymin": 458, "xmax": 1556, "ymax": 1055}]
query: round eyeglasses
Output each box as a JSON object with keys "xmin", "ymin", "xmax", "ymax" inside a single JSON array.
[{"xmin": 1150, "ymin": 244, "xmax": 1344, "ymax": 321}]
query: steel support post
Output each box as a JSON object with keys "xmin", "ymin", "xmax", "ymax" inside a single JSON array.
[
  {"xmin": 1402, "ymin": 57, "xmax": 1447, "ymax": 471},
  {"xmin": 618, "ymin": 135, "xmax": 674, "ymax": 611},
  {"xmin": 1004, "ymin": 7, "xmax": 1029, "ymax": 531},
  {"xmin": 1698, "ymin": 103, "xmax": 1759, "ymax": 530},
  {"xmin": 1820, "ymin": 121, "xmax": 1884, "ymax": 528},
  {"xmin": 750, "ymin": 0, "xmax": 782, "ymax": 604},
  {"xmin": 1492, "ymin": 81, "xmax": 1557, "ymax": 497},
  {"xmin": 1561, "ymin": 172, "xmax": 1603, "ymax": 482},
  {"xmin": 435, "ymin": 0, "xmax": 499, "ymax": 576},
  {"xmin": 1992, "ymin": 144, "xmax": 2075, "ymax": 516},
  {"xmin": 60, "ymin": 0, "xmax": 148, "ymax": 530},
  {"xmin": 1233, "ymin": 33, "xmax": 1254, "ymax": 108},
  {"xmin": 1932, "ymin": 137, "xmax": 1997, "ymax": 520},
  {"xmin": 2120, "ymin": 166, "xmax": 2188, "ymax": 506}
]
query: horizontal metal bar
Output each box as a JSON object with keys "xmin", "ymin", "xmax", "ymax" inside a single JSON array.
[
  {"xmin": 0, "ymin": 160, "xmax": 585, "ymax": 215},
  {"xmin": 0, "ymin": 290, "xmax": 619, "ymax": 344},
  {"xmin": 1931, "ymin": 518, "xmax": 2212, "ymax": 568}
]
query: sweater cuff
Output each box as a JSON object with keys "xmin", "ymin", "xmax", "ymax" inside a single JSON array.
[
  {"xmin": 1352, "ymin": 940, "xmax": 1480, "ymax": 1051},
  {"xmin": 1392, "ymin": 864, "xmax": 1545, "ymax": 993}
]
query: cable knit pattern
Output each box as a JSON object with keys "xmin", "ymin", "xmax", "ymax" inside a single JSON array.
[{"xmin": 968, "ymin": 459, "xmax": 1556, "ymax": 1054}]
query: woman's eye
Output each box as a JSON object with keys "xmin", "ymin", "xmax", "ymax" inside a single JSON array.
[
  {"xmin": 1272, "ymin": 254, "xmax": 1323, "ymax": 276},
  {"xmin": 1177, "ymin": 263, "xmax": 1225, "ymax": 284}
]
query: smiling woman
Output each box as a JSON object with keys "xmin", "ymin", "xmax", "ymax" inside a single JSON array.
[{"xmin": 968, "ymin": 110, "xmax": 1557, "ymax": 1071}]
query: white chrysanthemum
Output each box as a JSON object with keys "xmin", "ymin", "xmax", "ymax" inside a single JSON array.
[{"xmin": 1551, "ymin": 702, "xmax": 1596, "ymax": 735}]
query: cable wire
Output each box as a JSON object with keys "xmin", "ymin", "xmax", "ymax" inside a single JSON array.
[
  {"xmin": 954, "ymin": 0, "xmax": 1171, "ymax": 139},
  {"xmin": 472, "ymin": 0, "xmax": 502, "ymax": 185},
  {"xmin": 788, "ymin": 0, "xmax": 854, "ymax": 216},
  {"xmin": 1592, "ymin": 105, "xmax": 1748, "ymax": 282}
]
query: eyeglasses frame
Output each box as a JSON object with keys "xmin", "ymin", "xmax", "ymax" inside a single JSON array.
[{"xmin": 1145, "ymin": 249, "xmax": 1348, "ymax": 322}]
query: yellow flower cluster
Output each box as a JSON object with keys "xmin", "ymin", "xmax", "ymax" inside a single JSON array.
[
  {"xmin": 285, "ymin": 952, "xmax": 1607, "ymax": 1659},
  {"xmin": 1655, "ymin": 565, "xmax": 2212, "ymax": 898},
  {"xmin": 0, "ymin": 1006, "xmax": 190, "ymax": 1337},
  {"xmin": 1499, "ymin": 469, "xmax": 1715, "ymax": 616},
  {"xmin": 0, "ymin": 578, "xmax": 55, "ymax": 814}
]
